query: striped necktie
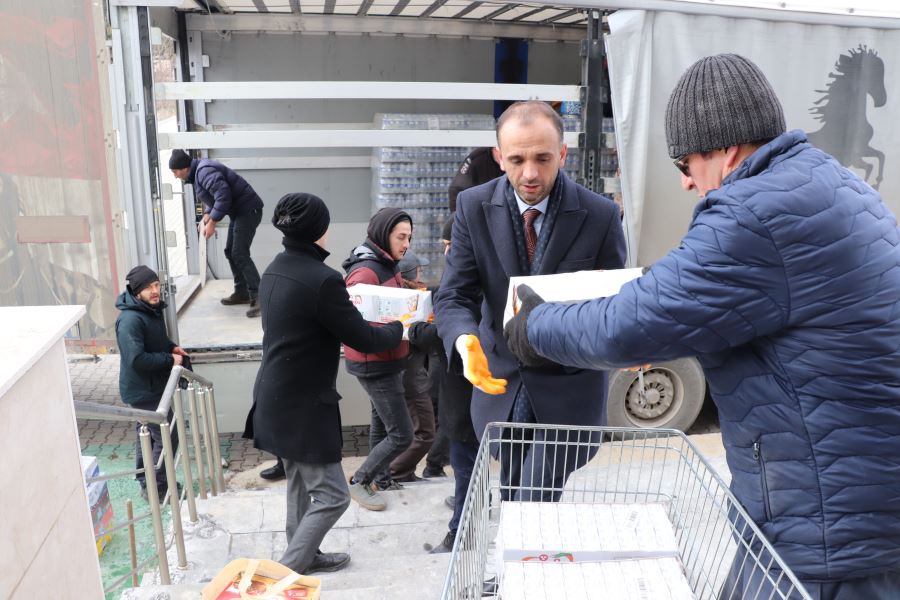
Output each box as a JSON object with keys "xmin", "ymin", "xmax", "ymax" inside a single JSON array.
[{"xmin": 522, "ymin": 207, "xmax": 540, "ymax": 266}]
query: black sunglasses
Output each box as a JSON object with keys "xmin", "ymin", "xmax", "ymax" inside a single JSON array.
[{"xmin": 673, "ymin": 156, "xmax": 690, "ymax": 177}]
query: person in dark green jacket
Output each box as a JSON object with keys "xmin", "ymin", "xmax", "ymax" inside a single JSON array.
[{"xmin": 115, "ymin": 265, "xmax": 188, "ymax": 500}]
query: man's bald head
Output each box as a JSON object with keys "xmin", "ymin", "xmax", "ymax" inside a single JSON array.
[{"xmin": 496, "ymin": 101, "xmax": 564, "ymax": 146}]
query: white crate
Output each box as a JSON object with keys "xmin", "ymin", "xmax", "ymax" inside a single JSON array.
[{"xmin": 500, "ymin": 557, "xmax": 695, "ymax": 600}]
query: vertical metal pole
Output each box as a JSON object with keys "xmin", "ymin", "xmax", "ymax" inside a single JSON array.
[
  {"xmin": 127, "ymin": 499, "xmax": 139, "ymax": 587},
  {"xmin": 580, "ymin": 10, "xmax": 607, "ymax": 194},
  {"xmin": 172, "ymin": 388, "xmax": 198, "ymax": 521},
  {"xmin": 197, "ymin": 387, "xmax": 218, "ymax": 496},
  {"xmin": 140, "ymin": 424, "xmax": 170, "ymax": 584},
  {"xmin": 187, "ymin": 384, "xmax": 208, "ymax": 499},
  {"xmin": 205, "ymin": 386, "xmax": 227, "ymax": 491},
  {"xmin": 136, "ymin": 6, "xmax": 179, "ymax": 343},
  {"xmin": 160, "ymin": 422, "xmax": 187, "ymax": 568}
]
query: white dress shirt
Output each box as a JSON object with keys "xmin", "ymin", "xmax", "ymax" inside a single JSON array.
[{"xmin": 513, "ymin": 191, "xmax": 550, "ymax": 237}]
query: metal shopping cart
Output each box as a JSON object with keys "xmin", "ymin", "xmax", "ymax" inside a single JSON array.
[{"xmin": 441, "ymin": 423, "xmax": 811, "ymax": 600}]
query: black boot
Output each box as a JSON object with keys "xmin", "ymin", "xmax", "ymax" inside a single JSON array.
[
  {"xmin": 306, "ymin": 550, "xmax": 351, "ymax": 574},
  {"xmin": 260, "ymin": 457, "xmax": 285, "ymax": 481},
  {"xmin": 428, "ymin": 530, "xmax": 455, "ymax": 554},
  {"xmin": 246, "ymin": 298, "xmax": 261, "ymax": 318},
  {"xmin": 221, "ymin": 291, "xmax": 251, "ymax": 305}
]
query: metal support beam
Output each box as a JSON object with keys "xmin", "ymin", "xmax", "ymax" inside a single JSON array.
[
  {"xmin": 184, "ymin": 13, "xmax": 586, "ymax": 42},
  {"xmin": 137, "ymin": 7, "xmax": 179, "ymax": 344},
  {"xmin": 156, "ymin": 80, "xmax": 581, "ymax": 101},
  {"xmin": 159, "ymin": 129, "xmax": 581, "ymax": 150},
  {"xmin": 579, "ymin": 9, "xmax": 604, "ymax": 193}
]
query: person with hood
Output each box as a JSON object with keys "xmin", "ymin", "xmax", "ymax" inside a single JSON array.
[
  {"xmin": 247, "ymin": 193, "xmax": 403, "ymax": 575},
  {"xmin": 342, "ymin": 207, "xmax": 414, "ymax": 510},
  {"xmin": 505, "ymin": 54, "xmax": 900, "ymax": 598},
  {"xmin": 115, "ymin": 265, "xmax": 187, "ymax": 501},
  {"xmin": 169, "ymin": 149, "xmax": 265, "ymax": 317}
]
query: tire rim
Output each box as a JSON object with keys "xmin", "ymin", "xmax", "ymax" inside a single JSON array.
[{"xmin": 623, "ymin": 368, "xmax": 684, "ymax": 428}]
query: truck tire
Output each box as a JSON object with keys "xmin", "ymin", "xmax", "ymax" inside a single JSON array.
[{"xmin": 606, "ymin": 358, "xmax": 706, "ymax": 432}]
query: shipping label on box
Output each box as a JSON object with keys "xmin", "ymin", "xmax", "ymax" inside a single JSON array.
[
  {"xmin": 503, "ymin": 268, "xmax": 644, "ymax": 327},
  {"xmin": 346, "ymin": 284, "xmax": 432, "ymax": 325}
]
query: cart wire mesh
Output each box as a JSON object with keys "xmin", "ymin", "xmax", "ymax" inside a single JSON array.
[{"xmin": 441, "ymin": 423, "xmax": 811, "ymax": 600}]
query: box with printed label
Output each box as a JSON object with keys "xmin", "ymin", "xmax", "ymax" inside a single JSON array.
[
  {"xmin": 500, "ymin": 557, "xmax": 694, "ymax": 600},
  {"xmin": 503, "ymin": 268, "xmax": 644, "ymax": 327},
  {"xmin": 346, "ymin": 284, "xmax": 432, "ymax": 325},
  {"xmin": 497, "ymin": 502, "xmax": 679, "ymax": 574}
]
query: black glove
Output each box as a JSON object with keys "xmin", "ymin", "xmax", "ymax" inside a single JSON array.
[{"xmin": 503, "ymin": 284, "xmax": 557, "ymax": 369}]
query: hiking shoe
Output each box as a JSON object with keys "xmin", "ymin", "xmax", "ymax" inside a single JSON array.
[
  {"xmin": 423, "ymin": 466, "xmax": 447, "ymax": 478},
  {"xmin": 246, "ymin": 299, "xmax": 261, "ymax": 318},
  {"xmin": 221, "ymin": 292, "xmax": 251, "ymax": 305},
  {"xmin": 428, "ymin": 530, "xmax": 455, "ymax": 554},
  {"xmin": 393, "ymin": 473, "xmax": 424, "ymax": 483},
  {"xmin": 349, "ymin": 481, "xmax": 386, "ymax": 511},
  {"xmin": 306, "ymin": 551, "xmax": 351, "ymax": 574},
  {"xmin": 371, "ymin": 479, "xmax": 404, "ymax": 492}
]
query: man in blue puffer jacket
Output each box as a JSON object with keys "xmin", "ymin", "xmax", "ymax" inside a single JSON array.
[
  {"xmin": 505, "ymin": 54, "xmax": 900, "ymax": 598},
  {"xmin": 170, "ymin": 149, "xmax": 265, "ymax": 317}
]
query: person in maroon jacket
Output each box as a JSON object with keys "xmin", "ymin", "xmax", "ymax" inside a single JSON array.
[{"xmin": 342, "ymin": 208, "xmax": 415, "ymax": 511}]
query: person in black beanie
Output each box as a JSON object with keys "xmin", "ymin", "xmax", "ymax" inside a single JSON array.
[
  {"xmin": 341, "ymin": 207, "xmax": 415, "ymax": 510},
  {"xmin": 115, "ymin": 265, "xmax": 188, "ymax": 501},
  {"xmin": 169, "ymin": 149, "xmax": 265, "ymax": 317},
  {"xmin": 504, "ymin": 54, "xmax": 900, "ymax": 598},
  {"xmin": 244, "ymin": 193, "xmax": 403, "ymax": 575}
]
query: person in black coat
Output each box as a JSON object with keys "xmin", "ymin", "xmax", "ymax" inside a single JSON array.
[
  {"xmin": 115, "ymin": 265, "xmax": 188, "ymax": 500},
  {"xmin": 410, "ymin": 219, "xmax": 480, "ymax": 555},
  {"xmin": 245, "ymin": 193, "xmax": 403, "ymax": 575}
]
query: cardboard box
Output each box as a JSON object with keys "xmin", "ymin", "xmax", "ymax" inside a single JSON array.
[
  {"xmin": 91, "ymin": 485, "xmax": 114, "ymax": 556},
  {"xmin": 500, "ymin": 557, "xmax": 694, "ymax": 600},
  {"xmin": 346, "ymin": 284, "xmax": 432, "ymax": 326},
  {"xmin": 503, "ymin": 268, "xmax": 644, "ymax": 327},
  {"xmin": 497, "ymin": 502, "xmax": 679, "ymax": 573},
  {"xmin": 203, "ymin": 558, "xmax": 321, "ymax": 600},
  {"xmin": 80, "ymin": 455, "xmax": 100, "ymax": 480}
]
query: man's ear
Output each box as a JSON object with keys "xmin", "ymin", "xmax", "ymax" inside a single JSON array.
[
  {"xmin": 492, "ymin": 147, "xmax": 505, "ymax": 172},
  {"xmin": 724, "ymin": 145, "xmax": 742, "ymax": 173}
]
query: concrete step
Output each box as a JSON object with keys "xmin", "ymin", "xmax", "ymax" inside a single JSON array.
[{"xmin": 316, "ymin": 551, "xmax": 451, "ymax": 591}]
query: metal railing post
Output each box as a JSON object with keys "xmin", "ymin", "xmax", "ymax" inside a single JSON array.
[
  {"xmin": 160, "ymin": 422, "xmax": 187, "ymax": 568},
  {"xmin": 172, "ymin": 388, "xmax": 198, "ymax": 522},
  {"xmin": 205, "ymin": 386, "xmax": 226, "ymax": 491},
  {"xmin": 187, "ymin": 384, "xmax": 208, "ymax": 499},
  {"xmin": 198, "ymin": 386, "xmax": 218, "ymax": 496},
  {"xmin": 140, "ymin": 424, "xmax": 170, "ymax": 584},
  {"xmin": 127, "ymin": 499, "xmax": 138, "ymax": 587}
]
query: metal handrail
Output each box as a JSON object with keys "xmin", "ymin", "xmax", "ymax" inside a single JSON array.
[
  {"xmin": 74, "ymin": 366, "xmax": 224, "ymax": 592},
  {"xmin": 75, "ymin": 401, "xmax": 167, "ymax": 424}
]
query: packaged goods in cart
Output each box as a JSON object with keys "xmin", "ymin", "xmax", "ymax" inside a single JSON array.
[
  {"xmin": 497, "ymin": 502, "xmax": 679, "ymax": 565},
  {"xmin": 500, "ymin": 557, "xmax": 694, "ymax": 600},
  {"xmin": 203, "ymin": 559, "xmax": 320, "ymax": 600},
  {"xmin": 346, "ymin": 284, "xmax": 432, "ymax": 327},
  {"xmin": 503, "ymin": 268, "xmax": 643, "ymax": 327}
]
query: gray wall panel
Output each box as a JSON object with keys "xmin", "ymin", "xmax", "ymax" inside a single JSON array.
[{"xmin": 195, "ymin": 31, "xmax": 583, "ymax": 278}]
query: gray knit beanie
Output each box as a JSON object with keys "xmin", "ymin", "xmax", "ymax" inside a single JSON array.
[{"xmin": 665, "ymin": 54, "xmax": 786, "ymax": 159}]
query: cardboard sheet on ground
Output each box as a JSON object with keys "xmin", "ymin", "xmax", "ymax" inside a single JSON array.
[{"xmin": 503, "ymin": 268, "xmax": 644, "ymax": 327}]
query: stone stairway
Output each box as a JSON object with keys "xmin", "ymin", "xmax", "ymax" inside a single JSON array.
[{"xmin": 121, "ymin": 473, "xmax": 456, "ymax": 600}]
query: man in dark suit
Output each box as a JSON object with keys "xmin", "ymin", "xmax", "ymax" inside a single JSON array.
[{"xmin": 434, "ymin": 100, "xmax": 626, "ymax": 501}]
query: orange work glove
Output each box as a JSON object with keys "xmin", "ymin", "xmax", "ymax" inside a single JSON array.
[{"xmin": 455, "ymin": 335, "xmax": 507, "ymax": 395}]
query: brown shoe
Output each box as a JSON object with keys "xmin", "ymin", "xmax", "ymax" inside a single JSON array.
[
  {"xmin": 221, "ymin": 292, "xmax": 251, "ymax": 305},
  {"xmin": 246, "ymin": 300, "xmax": 260, "ymax": 318}
]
